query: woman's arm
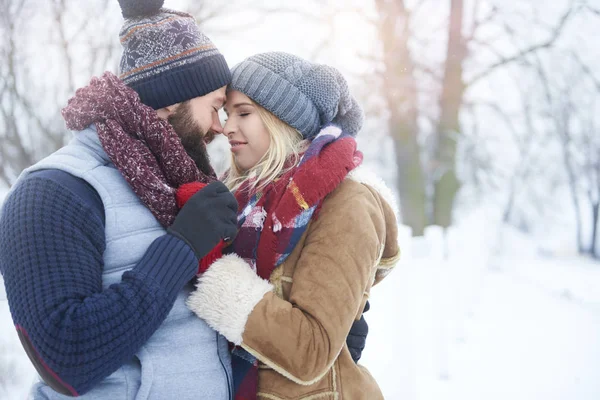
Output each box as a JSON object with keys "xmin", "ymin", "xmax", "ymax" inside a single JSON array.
[{"xmin": 188, "ymin": 182, "xmax": 387, "ymax": 384}]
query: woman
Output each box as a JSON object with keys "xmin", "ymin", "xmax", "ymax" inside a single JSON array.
[{"xmin": 187, "ymin": 52, "xmax": 400, "ymax": 399}]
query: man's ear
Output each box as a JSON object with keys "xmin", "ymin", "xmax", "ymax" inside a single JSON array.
[{"xmin": 156, "ymin": 104, "xmax": 178, "ymax": 120}]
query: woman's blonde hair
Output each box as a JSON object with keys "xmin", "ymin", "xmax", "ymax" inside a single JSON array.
[{"xmin": 224, "ymin": 101, "xmax": 307, "ymax": 193}]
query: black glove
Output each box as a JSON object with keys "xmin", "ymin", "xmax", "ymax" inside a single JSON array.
[
  {"xmin": 168, "ymin": 181, "xmax": 238, "ymax": 259},
  {"xmin": 346, "ymin": 301, "xmax": 370, "ymax": 363}
]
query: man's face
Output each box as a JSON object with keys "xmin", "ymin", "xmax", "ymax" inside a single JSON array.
[
  {"xmin": 188, "ymin": 86, "xmax": 227, "ymax": 144},
  {"xmin": 168, "ymin": 86, "xmax": 226, "ymax": 175}
]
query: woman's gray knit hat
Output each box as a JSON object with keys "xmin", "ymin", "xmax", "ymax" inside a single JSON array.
[{"xmin": 229, "ymin": 52, "xmax": 364, "ymax": 140}]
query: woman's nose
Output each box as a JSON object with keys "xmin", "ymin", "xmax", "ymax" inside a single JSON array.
[{"xmin": 222, "ymin": 119, "xmax": 234, "ymax": 137}]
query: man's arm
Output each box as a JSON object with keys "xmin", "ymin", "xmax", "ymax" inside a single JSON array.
[{"xmin": 0, "ymin": 171, "xmax": 198, "ymax": 396}]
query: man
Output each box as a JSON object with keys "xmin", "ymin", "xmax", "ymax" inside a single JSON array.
[
  {"xmin": 0, "ymin": 1, "xmax": 368, "ymax": 398},
  {"xmin": 0, "ymin": 2, "xmax": 237, "ymax": 398}
]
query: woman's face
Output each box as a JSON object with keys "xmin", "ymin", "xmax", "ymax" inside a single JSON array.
[{"xmin": 223, "ymin": 90, "xmax": 271, "ymax": 171}]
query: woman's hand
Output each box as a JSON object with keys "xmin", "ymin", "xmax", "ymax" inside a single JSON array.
[{"xmin": 186, "ymin": 254, "xmax": 273, "ymax": 345}]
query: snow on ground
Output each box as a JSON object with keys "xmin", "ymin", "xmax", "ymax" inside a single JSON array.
[
  {"xmin": 361, "ymin": 221, "xmax": 600, "ymax": 400},
  {"xmin": 362, "ymin": 257, "xmax": 600, "ymax": 400},
  {"xmin": 1, "ymin": 222, "xmax": 600, "ymax": 399},
  {"xmin": 0, "ymin": 300, "xmax": 37, "ymax": 400}
]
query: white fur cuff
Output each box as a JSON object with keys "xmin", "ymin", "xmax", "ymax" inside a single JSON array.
[{"xmin": 186, "ymin": 254, "xmax": 273, "ymax": 345}]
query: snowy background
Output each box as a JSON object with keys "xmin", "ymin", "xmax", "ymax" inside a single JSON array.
[
  {"xmin": 2, "ymin": 0, "xmax": 600, "ymax": 399},
  {"xmin": 3, "ymin": 217, "xmax": 600, "ymax": 399}
]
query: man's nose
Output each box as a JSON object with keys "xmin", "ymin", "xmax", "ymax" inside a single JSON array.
[{"xmin": 212, "ymin": 118, "xmax": 224, "ymax": 134}]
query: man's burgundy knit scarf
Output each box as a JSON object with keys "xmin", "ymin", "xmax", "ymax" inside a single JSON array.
[{"xmin": 61, "ymin": 72, "xmax": 216, "ymax": 227}]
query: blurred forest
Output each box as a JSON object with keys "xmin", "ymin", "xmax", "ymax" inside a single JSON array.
[{"xmin": 1, "ymin": 0, "xmax": 599, "ymax": 256}]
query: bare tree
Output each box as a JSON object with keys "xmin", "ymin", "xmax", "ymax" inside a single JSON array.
[
  {"xmin": 571, "ymin": 51, "xmax": 600, "ymax": 257},
  {"xmin": 295, "ymin": 0, "xmax": 583, "ymax": 235},
  {"xmin": 0, "ymin": 0, "xmax": 50, "ymax": 184},
  {"xmin": 0, "ymin": 0, "xmax": 248, "ymax": 189},
  {"xmin": 429, "ymin": 0, "xmax": 579, "ymax": 230},
  {"xmin": 525, "ymin": 48, "xmax": 600, "ymax": 257},
  {"xmin": 373, "ymin": 0, "xmax": 427, "ymax": 234},
  {"xmin": 0, "ymin": 0, "xmax": 123, "ymax": 187},
  {"xmin": 1, "ymin": 0, "xmax": 595, "ymax": 242},
  {"xmin": 581, "ymin": 112, "xmax": 600, "ymax": 258}
]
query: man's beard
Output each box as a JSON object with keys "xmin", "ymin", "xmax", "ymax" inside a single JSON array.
[{"xmin": 168, "ymin": 101, "xmax": 215, "ymax": 177}]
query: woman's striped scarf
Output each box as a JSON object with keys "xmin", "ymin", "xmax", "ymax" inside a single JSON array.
[{"xmin": 228, "ymin": 125, "xmax": 363, "ymax": 399}]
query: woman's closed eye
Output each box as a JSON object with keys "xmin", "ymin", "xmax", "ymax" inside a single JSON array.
[{"xmin": 223, "ymin": 113, "xmax": 249, "ymax": 122}]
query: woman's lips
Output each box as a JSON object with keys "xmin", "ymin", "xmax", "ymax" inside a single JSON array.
[{"xmin": 229, "ymin": 140, "xmax": 247, "ymax": 153}]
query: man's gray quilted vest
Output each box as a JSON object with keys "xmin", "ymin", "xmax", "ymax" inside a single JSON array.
[{"xmin": 19, "ymin": 127, "xmax": 232, "ymax": 400}]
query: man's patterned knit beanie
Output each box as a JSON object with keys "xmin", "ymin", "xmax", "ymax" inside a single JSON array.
[
  {"xmin": 117, "ymin": 0, "xmax": 231, "ymax": 110},
  {"xmin": 229, "ymin": 52, "xmax": 364, "ymax": 140}
]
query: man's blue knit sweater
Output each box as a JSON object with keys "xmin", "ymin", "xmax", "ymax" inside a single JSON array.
[{"xmin": 0, "ymin": 169, "xmax": 198, "ymax": 395}]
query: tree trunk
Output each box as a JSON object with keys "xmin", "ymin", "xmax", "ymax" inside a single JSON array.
[
  {"xmin": 560, "ymin": 139, "xmax": 585, "ymax": 253},
  {"xmin": 591, "ymin": 200, "xmax": 600, "ymax": 258},
  {"xmin": 375, "ymin": 0, "xmax": 427, "ymax": 235},
  {"xmin": 392, "ymin": 121, "xmax": 427, "ymax": 236},
  {"xmin": 567, "ymin": 175, "xmax": 585, "ymax": 253},
  {"xmin": 432, "ymin": 0, "xmax": 466, "ymax": 228}
]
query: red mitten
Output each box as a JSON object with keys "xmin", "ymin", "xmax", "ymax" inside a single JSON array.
[
  {"xmin": 176, "ymin": 182, "xmax": 224, "ymax": 274},
  {"xmin": 176, "ymin": 182, "xmax": 208, "ymax": 209},
  {"xmin": 198, "ymin": 240, "xmax": 226, "ymax": 274}
]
